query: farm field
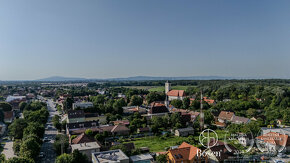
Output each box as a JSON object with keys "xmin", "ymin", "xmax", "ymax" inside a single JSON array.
[
  {"xmin": 122, "ymin": 85, "xmax": 196, "ymax": 92},
  {"xmin": 148, "ymin": 85, "xmax": 196, "ymax": 92}
]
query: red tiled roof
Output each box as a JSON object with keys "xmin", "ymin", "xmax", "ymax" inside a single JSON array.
[
  {"xmin": 167, "ymin": 90, "xmax": 186, "ymax": 97},
  {"xmin": 111, "ymin": 124, "xmax": 130, "ymax": 133},
  {"xmin": 215, "ymin": 121, "xmax": 226, "ymax": 127},
  {"xmin": 218, "ymin": 111, "xmax": 234, "ymax": 121},
  {"xmin": 71, "ymin": 133, "xmax": 95, "ymax": 144},
  {"xmin": 4, "ymin": 111, "xmax": 13, "ymax": 119},
  {"xmin": 168, "ymin": 142, "xmax": 200, "ymax": 161},
  {"xmin": 112, "ymin": 120, "xmax": 130, "ymax": 125},
  {"xmin": 256, "ymin": 132, "xmax": 290, "ymax": 146},
  {"xmin": 203, "ymin": 97, "xmax": 215, "ymax": 104}
]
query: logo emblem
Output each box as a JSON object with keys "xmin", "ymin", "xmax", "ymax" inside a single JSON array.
[{"xmin": 199, "ymin": 129, "xmax": 218, "ymax": 149}]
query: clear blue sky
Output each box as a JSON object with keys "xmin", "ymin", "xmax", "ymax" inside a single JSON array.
[{"xmin": 1, "ymin": 0, "xmax": 290, "ymax": 80}]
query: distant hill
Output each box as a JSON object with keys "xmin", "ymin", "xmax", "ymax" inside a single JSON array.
[
  {"xmin": 36, "ymin": 75, "xmax": 236, "ymax": 82},
  {"xmin": 107, "ymin": 76, "xmax": 235, "ymax": 81},
  {"xmin": 35, "ymin": 76, "xmax": 88, "ymax": 81}
]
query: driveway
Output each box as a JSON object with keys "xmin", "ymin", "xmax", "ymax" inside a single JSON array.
[{"xmin": 2, "ymin": 140, "xmax": 16, "ymax": 159}]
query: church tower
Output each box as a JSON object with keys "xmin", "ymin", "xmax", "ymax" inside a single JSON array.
[{"xmin": 165, "ymin": 81, "xmax": 171, "ymax": 94}]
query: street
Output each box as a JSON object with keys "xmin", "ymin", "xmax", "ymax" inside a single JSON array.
[
  {"xmin": 38, "ymin": 99, "xmax": 59, "ymax": 163},
  {"xmin": 2, "ymin": 140, "xmax": 16, "ymax": 159}
]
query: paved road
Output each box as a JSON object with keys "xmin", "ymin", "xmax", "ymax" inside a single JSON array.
[
  {"xmin": 2, "ymin": 140, "xmax": 16, "ymax": 159},
  {"xmin": 39, "ymin": 99, "xmax": 59, "ymax": 163}
]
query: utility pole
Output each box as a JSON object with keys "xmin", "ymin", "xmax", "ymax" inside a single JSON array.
[{"xmin": 200, "ymin": 91, "xmax": 204, "ymax": 131}]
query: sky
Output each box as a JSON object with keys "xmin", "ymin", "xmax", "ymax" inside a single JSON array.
[{"xmin": 1, "ymin": 0, "xmax": 290, "ymax": 80}]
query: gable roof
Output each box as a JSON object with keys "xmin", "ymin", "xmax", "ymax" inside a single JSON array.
[
  {"xmin": 256, "ymin": 132, "xmax": 290, "ymax": 146},
  {"xmin": 4, "ymin": 111, "xmax": 14, "ymax": 119},
  {"xmin": 111, "ymin": 124, "xmax": 130, "ymax": 133},
  {"xmin": 149, "ymin": 102, "xmax": 169, "ymax": 114},
  {"xmin": 112, "ymin": 120, "xmax": 130, "ymax": 125},
  {"xmin": 218, "ymin": 111, "xmax": 234, "ymax": 121},
  {"xmin": 167, "ymin": 90, "xmax": 186, "ymax": 97},
  {"xmin": 203, "ymin": 97, "xmax": 215, "ymax": 104},
  {"xmin": 168, "ymin": 142, "xmax": 200, "ymax": 161},
  {"xmin": 71, "ymin": 133, "xmax": 96, "ymax": 144},
  {"xmin": 231, "ymin": 116, "xmax": 250, "ymax": 124}
]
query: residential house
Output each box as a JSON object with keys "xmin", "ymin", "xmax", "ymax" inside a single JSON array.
[
  {"xmin": 175, "ymin": 127, "xmax": 194, "ymax": 137},
  {"xmin": 214, "ymin": 122, "xmax": 226, "ymax": 128},
  {"xmin": 112, "ymin": 120, "xmax": 130, "ymax": 126},
  {"xmin": 67, "ymin": 122, "xmax": 130, "ymax": 137},
  {"xmin": 143, "ymin": 102, "xmax": 169, "ymax": 120},
  {"xmin": 261, "ymin": 127, "xmax": 290, "ymax": 136},
  {"xmin": 256, "ymin": 132, "xmax": 290, "ymax": 153},
  {"xmin": 4, "ymin": 111, "xmax": 14, "ymax": 123},
  {"xmin": 6, "ymin": 95, "xmax": 26, "ymax": 103},
  {"xmin": 67, "ymin": 110, "xmax": 85, "ymax": 123},
  {"xmin": 71, "ymin": 133, "xmax": 96, "ymax": 144},
  {"xmin": 231, "ymin": 116, "xmax": 251, "ymax": 124},
  {"xmin": 8, "ymin": 98, "xmax": 26, "ymax": 111},
  {"xmin": 218, "ymin": 111, "xmax": 234, "ymax": 123},
  {"xmin": 26, "ymin": 93, "xmax": 35, "ymax": 99},
  {"xmin": 171, "ymin": 108, "xmax": 200, "ymax": 123},
  {"xmin": 123, "ymin": 106, "xmax": 147, "ymax": 115},
  {"xmin": 66, "ymin": 121, "xmax": 99, "ymax": 136},
  {"xmin": 167, "ymin": 142, "xmax": 207, "ymax": 163},
  {"xmin": 205, "ymin": 139, "xmax": 236, "ymax": 163},
  {"xmin": 71, "ymin": 142, "xmax": 101, "ymax": 160},
  {"xmin": 203, "ymin": 97, "xmax": 216, "ymax": 105},
  {"xmin": 72, "ymin": 102, "xmax": 93, "ymax": 110},
  {"xmin": 92, "ymin": 149, "xmax": 129, "ymax": 163},
  {"xmin": 117, "ymin": 93, "xmax": 126, "ymax": 99},
  {"xmin": 129, "ymin": 153, "xmax": 154, "ymax": 163},
  {"xmin": 237, "ymin": 133, "xmax": 253, "ymax": 147}
]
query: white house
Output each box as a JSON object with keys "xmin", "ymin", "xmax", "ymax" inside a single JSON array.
[{"xmin": 72, "ymin": 102, "xmax": 93, "ymax": 110}]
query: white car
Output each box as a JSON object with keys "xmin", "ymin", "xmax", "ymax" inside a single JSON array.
[
  {"xmin": 39, "ymin": 152, "xmax": 45, "ymax": 158},
  {"xmin": 274, "ymin": 160, "xmax": 285, "ymax": 163},
  {"xmin": 277, "ymin": 153, "xmax": 287, "ymax": 158},
  {"xmin": 43, "ymin": 137, "xmax": 50, "ymax": 142}
]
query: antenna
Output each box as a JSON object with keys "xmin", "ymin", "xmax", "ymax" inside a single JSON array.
[{"xmin": 200, "ymin": 91, "xmax": 204, "ymax": 131}]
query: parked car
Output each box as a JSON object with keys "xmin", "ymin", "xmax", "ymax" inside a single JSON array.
[
  {"xmin": 274, "ymin": 160, "xmax": 285, "ymax": 163},
  {"xmin": 43, "ymin": 137, "xmax": 49, "ymax": 142},
  {"xmin": 277, "ymin": 153, "xmax": 287, "ymax": 158},
  {"xmin": 39, "ymin": 152, "xmax": 45, "ymax": 158}
]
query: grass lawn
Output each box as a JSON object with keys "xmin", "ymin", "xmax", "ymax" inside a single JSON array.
[
  {"xmin": 128, "ymin": 136, "xmax": 190, "ymax": 152},
  {"xmin": 122, "ymin": 86, "xmax": 156, "ymax": 90},
  {"xmin": 126, "ymin": 130, "xmax": 226, "ymax": 152}
]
